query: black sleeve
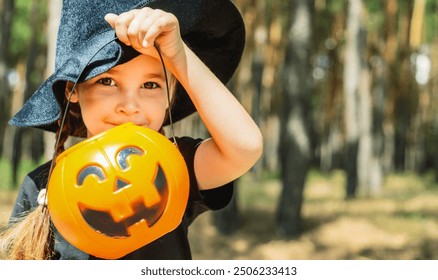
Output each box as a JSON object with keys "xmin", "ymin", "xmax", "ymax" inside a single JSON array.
[
  {"xmin": 175, "ymin": 137, "xmax": 234, "ymax": 223},
  {"xmin": 9, "ymin": 176, "xmax": 39, "ymax": 220},
  {"xmin": 9, "ymin": 161, "xmax": 52, "ymax": 221}
]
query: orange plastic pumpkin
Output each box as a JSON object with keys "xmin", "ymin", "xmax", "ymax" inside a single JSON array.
[{"xmin": 47, "ymin": 122, "xmax": 189, "ymax": 259}]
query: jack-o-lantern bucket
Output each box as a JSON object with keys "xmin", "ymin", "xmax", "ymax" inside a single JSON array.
[{"xmin": 47, "ymin": 122, "xmax": 189, "ymax": 259}]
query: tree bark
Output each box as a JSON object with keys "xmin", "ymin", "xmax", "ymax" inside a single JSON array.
[
  {"xmin": 381, "ymin": 0, "xmax": 398, "ymax": 173},
  {"xmin": 43, "ymin": 0, "xmax": 62, "ymax": 161},
  {"xmin": 356, "ymin": 7, "xmax": 384, "ymax": 196},
  {"xmin": 0, "ymin": 0, "xmax": 15, "ymax": 158},
  {"xmin": 276, "ymin": 0, "xmax": 313, "ymax": 237},
  {"xmin": 343, "ymin": 0, "xmax": 363, "ymax": 199}
]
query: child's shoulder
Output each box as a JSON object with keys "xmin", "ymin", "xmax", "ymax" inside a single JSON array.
[{"xmin": 26, "ymin": 160, "xmax": 52, "ymax": 191}]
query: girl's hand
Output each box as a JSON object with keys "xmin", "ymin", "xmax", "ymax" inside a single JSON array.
[{"xmin": 105, "ymin": 8, "xmax": 184, "ymax": 60}]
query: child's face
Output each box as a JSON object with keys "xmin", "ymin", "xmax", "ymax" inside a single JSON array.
[{"xmin": 69, "ymin": 54, "xmax": 169, "ymax": 138}]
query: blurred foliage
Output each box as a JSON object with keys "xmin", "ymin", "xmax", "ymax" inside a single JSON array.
[
  {"xmin": 0, "ymin": 157, "xmax": 41, "ymax": 190},
  {"xmin": 9, "ymin": 0, "xmax": 47, "ymax": 64},
  {"xmin": 425, "ymin": 0, "xmax": 438, "ymax": 42}
]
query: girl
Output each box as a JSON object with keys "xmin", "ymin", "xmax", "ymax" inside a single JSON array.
[{"xmin": 1, "ymin": 0, "xmax": 262, "ymax": 260}]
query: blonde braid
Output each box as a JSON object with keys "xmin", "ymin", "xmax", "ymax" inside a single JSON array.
[{"xmin": 0, "ymin": 206, "xmax": 53, "ymax": 259}]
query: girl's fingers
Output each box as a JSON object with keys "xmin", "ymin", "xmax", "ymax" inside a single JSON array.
[
  {"xmin": 105, "ymin": 8, "xmax": 180, "ymax": 58},
  {"xmin": 105, "ymin": 11, "xmax": 137, "ymax": 46},
  {"xmin": 104, "ymin": 13, "xmax": 117, "ymax": 29},
  {"xmin": 141, "ymin": 18, "xmax": 166, "ymax": 48},
  {"xmin": 142, "ymin": 14, "xmax": 172, "ymax": 46},
  {"xmin": 132, "ymin": 8, "xmax": 163, "ymax": 48}
]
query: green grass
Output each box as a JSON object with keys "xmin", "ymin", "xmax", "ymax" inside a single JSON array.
[
  {"xmin": 0, "ymin": 157, "xmax": 43, "ymax": 190},
  {"xmin": 0, "ymin": 158, "xmax": 13, "ymax": 190}
]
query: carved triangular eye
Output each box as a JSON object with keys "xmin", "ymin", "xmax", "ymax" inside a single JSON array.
[{"xmin": 154, "ymin": 164, "xmax": 166, "ymax": 191}]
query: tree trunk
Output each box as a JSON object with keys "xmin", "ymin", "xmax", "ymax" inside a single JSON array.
[
  {"xmin": 408, "ymin": 0, "xmax": 427, "ymax": 172},
  {"xmin": 343, "ymin": 0, "xmax": 363, "ymax": 199},
  {"xmin": 358, "ymin": 45, "xmax": 383, "ymax": 196},
  {"xmin": 43, "ymin": 0, "xmax": 62, "ymax": 161},
  {"xmin": 0, "ymin": 0, "xmax": 15, "ymax": 158},
  {"xmin": 276, "ymin": 0, "xmax": 313, "ymax": 237},
  {"xmin": 381, "ymin": 0, "xmax": 398, "ymax": 173},
  {"xmin": 3, "ymin": 63, "xmax": 25, "ymax": 187},
  {"xmin": 356, "ymin": 7, "xmax": 384, "ymax": 196},
  {"xmin": 369, "ymin": 52, "xmax": 386, "ymax": 195}
]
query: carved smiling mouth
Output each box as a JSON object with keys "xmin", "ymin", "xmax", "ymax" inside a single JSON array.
[
  {"xmin": 78, "ymin": 166, "xmax": 168, "ymax": 238},
  {"xmin": 75, "ymin": 146, "xmax": 169, "ymax": 238}
]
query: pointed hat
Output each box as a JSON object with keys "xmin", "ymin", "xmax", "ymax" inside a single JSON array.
[{"xmin": 9, "ymin": 0, "xmax": 245, "ymax": 137}]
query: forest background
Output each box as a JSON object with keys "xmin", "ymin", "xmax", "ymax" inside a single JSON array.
[{"xmin": 0, "ymin": 0, "xmax": 438, "ymax": 260}]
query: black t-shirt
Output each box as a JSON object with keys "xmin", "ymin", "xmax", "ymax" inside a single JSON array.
[{"xmin": 10, "ymin": 136, "xmax": 233, "ymax": 259}]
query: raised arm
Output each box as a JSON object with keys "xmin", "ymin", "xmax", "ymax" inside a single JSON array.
[
  {"xmin": 105, "ymin": 8, "xmax": 263, "ymax": 190},
  {"xmin": 165, "ymin": 43, "xmax": 263, "ymax": 190}
]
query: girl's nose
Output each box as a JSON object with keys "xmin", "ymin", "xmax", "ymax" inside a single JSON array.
[{"xmin": 116, "ymin": 92, "xmax": 140, "ymax": 116}]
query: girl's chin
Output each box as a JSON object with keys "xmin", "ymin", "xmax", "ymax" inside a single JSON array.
[{"xmin": 86, "ymin": 123, "xmax": 161, "ymax": 138}]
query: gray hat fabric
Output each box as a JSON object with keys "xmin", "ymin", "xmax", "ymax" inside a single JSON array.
[{"xmin": 9, "ymin": 0, "xmax": 245, "ymax": 137}]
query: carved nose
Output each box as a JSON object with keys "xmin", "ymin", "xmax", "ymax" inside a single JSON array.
[{"xmin": 115, "ymin": 177, "xmax": 131, "ymax": 191}]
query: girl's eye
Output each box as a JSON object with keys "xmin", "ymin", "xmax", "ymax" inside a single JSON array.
[
  {"xmin": 141, "ymin": 82, "xmax": 159, "ymax": 89},
  {"xmin": 98, "ymin": 78, "xmax": 115, "ymax": 86}
]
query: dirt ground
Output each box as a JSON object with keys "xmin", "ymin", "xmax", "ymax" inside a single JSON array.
[
  {"xmin": 188, "ymin": 207, "xmax": 438, "ymax": 260},
  {"xmin": 1, "ymin": 171, "xmax": 438, "ymax": 260},
  {"xmin": 188, "ymin": 173, "xmax": 438, "ymax": 260}
]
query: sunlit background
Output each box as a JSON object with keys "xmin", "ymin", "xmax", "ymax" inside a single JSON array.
[{"xmin": 1, "ymin": 0, "xmax": 438, "ymax": 259}]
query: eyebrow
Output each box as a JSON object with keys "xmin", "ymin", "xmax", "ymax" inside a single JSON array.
[
  {"xmin": 104, "ymin": 69, "xmax": 165, "ymax": 80},
  {"xmin": 144, "ymin": 72, "xmax": 165, "ymax": 80}
]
